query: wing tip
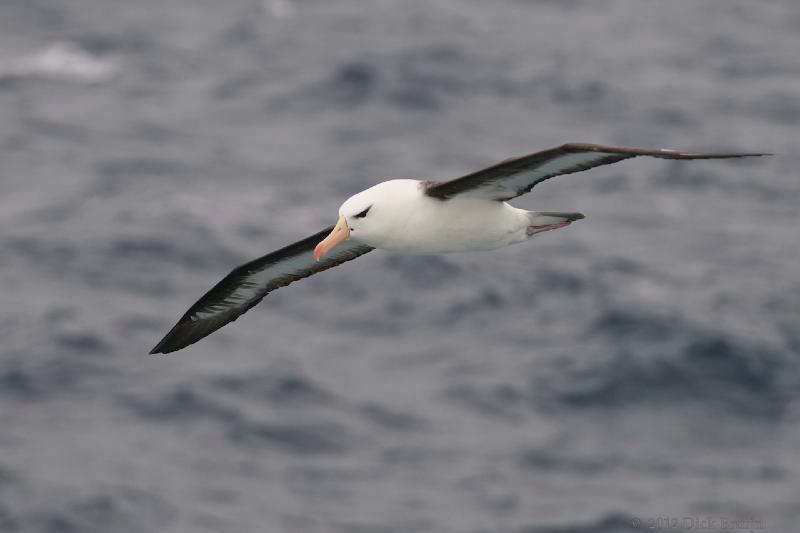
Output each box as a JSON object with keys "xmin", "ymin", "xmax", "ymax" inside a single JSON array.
[
  {"xmin": 149, "ymin": 322, "xmax": 197, "ymax": 355},
  {"xmin": 149, "ymin": 338, "xmax": 193, "ymax": 355},
  {"xmin": 561, "ymin": 142, "xmax": 773, "ymax": 159},
  {"xmin": 659, "ymin": 150, "xmax": 773, "ymax": 158},
  {"xmin": 149, "ymin": 337, "xmax": 176, "ymax": 355}
]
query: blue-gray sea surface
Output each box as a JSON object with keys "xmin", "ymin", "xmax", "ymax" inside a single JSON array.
[{"xmin": 1, "ymin": 0, "xmax": 799, "ymax": 532}]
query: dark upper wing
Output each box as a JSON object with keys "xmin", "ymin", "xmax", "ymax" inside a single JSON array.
[
  {"xmin": 150, "ymin": 227, "xmax": 373, "ymax": 354},
  {"xmin": 424, "ymin": 143, "xmax": 770, "ymax": 201}
]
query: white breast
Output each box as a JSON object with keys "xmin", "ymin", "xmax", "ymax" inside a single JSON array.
[{"xmin": 353, "ymin": 180, "xmax": 531, "ymax": 253}]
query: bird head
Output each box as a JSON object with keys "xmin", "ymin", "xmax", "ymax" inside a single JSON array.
[{"xmin": 313, "ymin": 179, "xmax": 417, "ymax": 261}]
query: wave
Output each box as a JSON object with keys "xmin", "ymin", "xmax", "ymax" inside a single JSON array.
[
  {"xmin": 534, "ymin": 312, "xmax": 789, "ymax": 418},
  {"xmin": 0, "ymin": 42, "xmax": 116, "ymax": 84}
]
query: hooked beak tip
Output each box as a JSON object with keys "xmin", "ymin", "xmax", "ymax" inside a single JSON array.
[{"xmin": 313, "ymin": 216, "xmax": 349, "ymax": 262}]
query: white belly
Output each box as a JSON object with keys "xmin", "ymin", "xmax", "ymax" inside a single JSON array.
[{"xmin": 372, "ymin": 195, "xmax": 531, "ymax": 253}]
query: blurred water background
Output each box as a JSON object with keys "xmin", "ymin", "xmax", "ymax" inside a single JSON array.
[{"xmin": 1, "ymin": 0, "xmax": 799, "ymax": 531}]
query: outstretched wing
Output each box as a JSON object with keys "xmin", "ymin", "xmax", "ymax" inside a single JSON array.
[
  {"xmin": 424, "ymin": 143, "xmax": 769, "ymax": 201},
  {"xmin": 150, "ymin": 227, "xmax": 373, "ymax": 354}
]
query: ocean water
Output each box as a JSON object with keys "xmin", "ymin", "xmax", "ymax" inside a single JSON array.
[{"xmin": 1, "ymin": 0, "xmax": 799, "ymax": 531}]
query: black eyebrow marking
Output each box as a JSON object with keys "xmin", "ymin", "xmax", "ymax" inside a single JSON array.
[{"xmin": 354, "ymin": 205, "xmax": 372, "ymax": 218}]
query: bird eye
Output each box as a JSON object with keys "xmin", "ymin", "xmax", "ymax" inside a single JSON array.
[{"xmin": 354, "ymin": 205, "xmax": 372, "ymax": 219}]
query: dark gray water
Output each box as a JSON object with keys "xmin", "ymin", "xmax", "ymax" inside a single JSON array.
[{"xmin": 1, "ymin": 0, "xmax": 799, "ymax": 531}]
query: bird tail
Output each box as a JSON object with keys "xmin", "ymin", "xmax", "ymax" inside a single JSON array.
[
  {"xmin": 529, "ymin": 211, "xmax": 585, "ymax": 224},
  {"xmin": 525, "ymin": 211, "xmax": 585, "ymax": 236}
]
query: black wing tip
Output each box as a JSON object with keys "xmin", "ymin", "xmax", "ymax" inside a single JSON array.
[
  {"xmin": 148, "ymin": 321, "xmax": 201, "ymax": 354},
  {"xmin": 149, "ymin": 337, "xmax": 167, "ymax": 355},
  {"xmin": 149, "ymin": 325, "xmax": 178, "ymax": 354},
  {"xmin": 561, "ymin": 142, "xmax": 772, "ymax": 159},
  {"xmin": 149, "ymin": 336, "xmax": 197, "ymax": 355},
  {"xmin": 653, "ymin": 151, "xmax": 773, "ymax": 159},
  {"xmin": 149, "ymin": 337, "xmax": 181, "ymax": 355},
  {"xmin": 148, "ymin": 342, "xmax": 174, "ymax": 355}
]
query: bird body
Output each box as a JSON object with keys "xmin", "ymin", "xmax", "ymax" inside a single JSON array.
[
  {"xmin": 150, "ymin": 143, "xmax": 768, "ymax": 354},
  {"xmin": 339, "ymin": 179, "xmax": 573, "ymax": 254}
]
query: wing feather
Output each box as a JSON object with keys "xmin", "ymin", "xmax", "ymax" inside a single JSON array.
[
  {"xmin": 150, "ymin": 227, "xmax": 373, "ymax": 354},
  {"xmin": 424, "ymin": 143, "xmax": 769, "ymax": 201}
]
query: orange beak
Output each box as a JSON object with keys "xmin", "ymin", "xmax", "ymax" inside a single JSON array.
[{"xmin": 314, "ymin": 216, "xmax": 350, "ymax": 261}]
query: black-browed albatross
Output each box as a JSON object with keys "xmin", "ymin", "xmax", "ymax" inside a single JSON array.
[{"xmin": 150, "ymin": 143, "xmax": 767, "ymax": 354}]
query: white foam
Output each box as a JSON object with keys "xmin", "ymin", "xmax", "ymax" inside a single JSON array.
[{"xmin": 0, "ymin": 42, "xmax": 116, "ymax": 83}]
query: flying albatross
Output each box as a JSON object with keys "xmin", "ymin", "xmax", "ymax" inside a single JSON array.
[{"xmin": 150, "ymin": 143, "xmax": 767, "ymax": 354}]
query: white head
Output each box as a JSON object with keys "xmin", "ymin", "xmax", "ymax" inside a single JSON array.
[{"xmin": 313, "ymin": 179, "xmax": 419, "ymax": 260}]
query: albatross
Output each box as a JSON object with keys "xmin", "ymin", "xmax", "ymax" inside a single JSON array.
[{"xmin": 150, "ymin": 143, "xmax": 767, "ymax": 354}]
